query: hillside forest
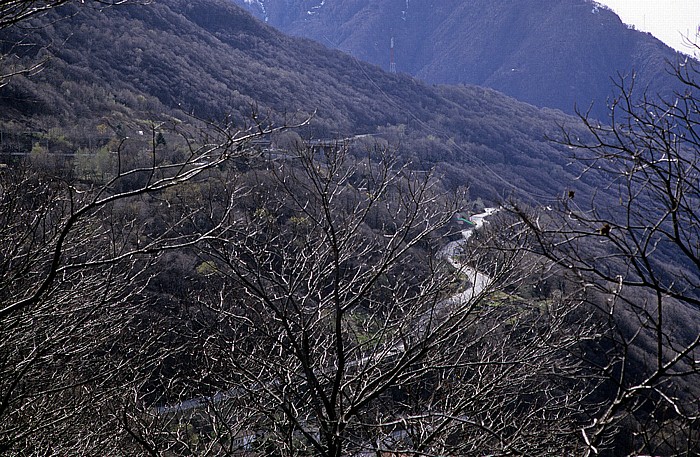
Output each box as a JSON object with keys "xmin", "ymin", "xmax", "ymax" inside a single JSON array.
[{"xmin": 0, "ymin": 1, "xmax": 699, "ymax": 456}]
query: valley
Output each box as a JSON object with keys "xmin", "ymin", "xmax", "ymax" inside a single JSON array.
[{"xmin": 0, "ymin": 1, "xmax": 698, "ymax": 456}]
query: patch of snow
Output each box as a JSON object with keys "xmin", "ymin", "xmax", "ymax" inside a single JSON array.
[
  {"xmin": 307, "ymin": 0, "xmax": 325, "ymax": 16},
  {"xmin": 244, "ymin": 0, "xmax": 268, "ymax": 21}
]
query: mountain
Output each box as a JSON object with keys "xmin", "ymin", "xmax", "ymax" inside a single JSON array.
[
  {"xmin": 0, "ymin": 0, "xmax": 598, "ymax": 203},
  {"xmin": 233, "ymin": 0, "xmax": 686, "ymax": 121},
  {"xmin": 0, "ymin": 0, "xmax": 687, "ymax": 281},
  {"xmin": 1, "ymin": 2, "xmax": 699, "ymax": 455}
]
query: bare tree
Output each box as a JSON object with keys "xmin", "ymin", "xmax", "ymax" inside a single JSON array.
[
  {"xmin": 510, "ymin": 56, "xmax": 700, "ymax": 456},
  {"xmin": 142, "ymin": 144, "xmax": 597, "ymax": 456},
  {"xmin": 0, "ymin": 118, "xmax": 275, "ymax": 454},
  {"xmin": 0, "ymin": 121, "xmax": 602, "ymax": 455}
]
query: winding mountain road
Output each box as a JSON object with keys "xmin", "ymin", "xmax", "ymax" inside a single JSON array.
[{"xmin": 440, "ymin": 207, "xmax": 498, "ymax": 302}]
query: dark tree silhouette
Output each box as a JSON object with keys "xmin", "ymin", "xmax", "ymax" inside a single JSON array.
[{"xmin": 511, "ymin": 53, "xmax": 700, "ymax": 456}]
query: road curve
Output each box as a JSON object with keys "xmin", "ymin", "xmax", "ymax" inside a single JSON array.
[{"xmin": 440, "ymin": 208, "xmax": 498, "ymax": 301}]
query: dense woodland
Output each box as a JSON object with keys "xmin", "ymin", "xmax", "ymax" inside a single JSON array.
[
  {"xmin": 0, "ymin": 1, "xmax": 699, "ymax": 456},
  {"xmin": 0, "ymin": 0, "xmax": 606, "ymax": 201}
]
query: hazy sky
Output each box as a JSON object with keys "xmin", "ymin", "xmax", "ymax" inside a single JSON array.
[{"xmin": 597, "ymin": 0, "xmax": 699, "ymax": 56}]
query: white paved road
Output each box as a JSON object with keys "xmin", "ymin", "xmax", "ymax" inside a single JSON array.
[{"xmin": 439, "ymin": 208, "xmax": 498, "ymax": 301}]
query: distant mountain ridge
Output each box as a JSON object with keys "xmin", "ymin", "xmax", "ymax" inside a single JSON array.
[{"xmin": 233, "ymin": 0, "xmax": 686, "ymax": 120}]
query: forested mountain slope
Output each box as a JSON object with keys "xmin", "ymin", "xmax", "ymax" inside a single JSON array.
[
  {"xmin": 234, "ymin": 0, "xmax": 687, "ymax": 121},
  {"xmin": 0, "ymin": 0, "xmax": 602, "ymax": 202}
]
